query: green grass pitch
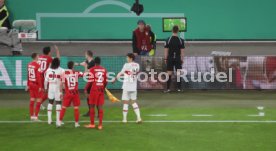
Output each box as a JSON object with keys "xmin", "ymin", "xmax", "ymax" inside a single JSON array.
[{"xmin": 0, "ymin": 90, "xmax": 276, "ymax": 151}]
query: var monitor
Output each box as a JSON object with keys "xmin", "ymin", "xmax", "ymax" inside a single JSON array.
[{"xmin": 163, "ymin": 17, "xmax": 187, "ymax": 32}]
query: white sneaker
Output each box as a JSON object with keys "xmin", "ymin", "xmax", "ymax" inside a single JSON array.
[
  {"xmin": 48, "ymin": 119, "xmax": 52, "ymax": 125},
  {"xmin": 122, "ymin": 120, "xmax": 127, "ymax": 123},
  {"xmin": 61, "ymin": 121, "xmax": 65, "ymax": 125},
  {"xmin": 136, "ymin": 119, "xmax": 142, "ymax": 124},
  {"xmin": 32, "ymin": 116, "xmax": 41, "ymax": 122},
  {"xmin": 56, "ymin": 121, "xmax": 62, "ymax": 127},
  {"xmin": 30, "ymin": 116, "xmax": 36, "ymax": 121},
  {"xmin": 75, "ymin": 123, "xmax": 80, "ymax": 128}
]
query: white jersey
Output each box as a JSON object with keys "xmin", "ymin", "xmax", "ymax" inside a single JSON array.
[
  {"xmin": 44, "ymin": 67, "xmax": 64, "ymax": 91},
  {"xmin": 120, "ymin": 62, "xmax": 140, "ymax": 91}
]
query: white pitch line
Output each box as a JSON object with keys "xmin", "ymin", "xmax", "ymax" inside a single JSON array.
[
  {"xmin": 0, "ymin": 120, "xmax": 276, "ymax": 124},
  {"xmin": 248, "ymin": 115, "xmax": 265, "ymax": 117},
  {"xmin": 192, "ymin": 114, "xmax": 213, "ymax": 117},
  {"xmin": 147, "ymin": 114, "xmax": 168, "ymax": 117}
]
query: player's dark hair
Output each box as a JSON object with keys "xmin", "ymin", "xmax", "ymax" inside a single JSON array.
[
  {"xmin": 51, "ymin": 58, "xmax": 60, "ymax": 69},
  {"xmin": 43, "ymin": 46, "xmax": 51, "ymax": 55},
  {"xmin": 31, "ymin": 53, "xmax": 38, "ymax": 59},
  {"xmin": 86, "ymin": 50, "xmax": 93, "ymax": 57},
  {"xmin": 94, "ymin": 57, "xmax": 101, "ymax": 65},
  {"xmin": 67, "ymin": 61, "xmax": 74, "ymax": 69},
  {"xmin": 172, "ymin": 25, "xmax": 179, "ymax": 33},
  {"xmin": 127, "ymin": 53, "xmax": 135, "ymax": 61}
]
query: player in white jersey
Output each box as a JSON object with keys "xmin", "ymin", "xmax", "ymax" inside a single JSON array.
[
  {"xmin": 44, "ymin": 58, "xmax": 64, "ymax": 126},
  {"xmin": 113, "ymin": 53, "xmax": 142, "ymax": 123}
]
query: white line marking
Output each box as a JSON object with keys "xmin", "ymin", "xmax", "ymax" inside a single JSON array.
[
  {"xmin": 248, "ymin": 113, "xmax": 265, "ymax": 117},
  {"xmin": 0, "ymin": 120, "xmax": 276, "ymax": 124},
  {"xmin": 248, "ymin": 115, "xmax": 265, "ymax": 117},
  {"xmin": 147, "ymin": 114, "xmax": 168, "ymax": 117},
  {"xmin": 192, "ymin": 114, "xmax": 213, "ymax": 117}
]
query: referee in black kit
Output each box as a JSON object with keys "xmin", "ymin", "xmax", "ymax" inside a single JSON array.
[
  {"xmin": 164, "ymin": 25, "xmax": 185, "ymax": 93},
  {"xmin": 75, "ymin": 50, "xmax": 95, "ymax": 116}
]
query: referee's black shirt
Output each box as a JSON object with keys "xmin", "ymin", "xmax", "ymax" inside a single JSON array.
[
  {"xmin": 164, "ymin": 36, "xmax": 185, "ymax": 61},
  {"xmin": 86, "ymin": 59, "xmax": 95, "ymax": 69}
]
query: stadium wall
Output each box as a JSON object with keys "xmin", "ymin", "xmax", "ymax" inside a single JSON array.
[
  {"xmin": 1, "ymin": 56, "xmax": 276, "ymax": 90},
  {"xmin": 6, "ymin": 0, "xmax": 276, "ymax": 40}
]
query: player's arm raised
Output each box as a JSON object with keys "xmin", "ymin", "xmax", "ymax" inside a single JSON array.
[{"xmin": 54, "ymin": 45, "xmax": 61, "ymax": 58}]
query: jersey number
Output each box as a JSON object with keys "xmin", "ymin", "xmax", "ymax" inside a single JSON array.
[
  {"xmin": 39, "ymin": 60, "xmax": 47, "ymax": 71},
  {"xmin": 67, "ymin": 76, "xmax": 76, "ymax": 89},
  {"xmin": 96, "ymin": 72, "xmax": 104, "ymax": 83},
  {"xmin": 28, "ymin": 68, "xmax": 36, "ymax": 80}
]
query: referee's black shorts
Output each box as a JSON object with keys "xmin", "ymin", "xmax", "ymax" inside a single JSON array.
[{"xmin": 167, "ymin": 59, "xmax": 182, "ymax": 71}]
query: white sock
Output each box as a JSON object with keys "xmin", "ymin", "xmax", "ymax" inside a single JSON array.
[
  {"xmin": 123, "ymin": 104, "xmax": 129, "ymax": 121},
  {"xmin": 56, "ymin": 104, "xmax": 61, "ymax": 125},
  {"xmin": 47, "ymin": 104, "xmax": 53, "ymax": 124},
  {"xmin": 132, "ymin": 103, "xmax": 141, "ymax": 121}
]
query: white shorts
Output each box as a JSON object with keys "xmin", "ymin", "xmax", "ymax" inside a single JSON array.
[
  {"xmin": 48, "ymin": 90, "xmax": 62, "ymax": 101},
  {"xmin": 122, "ymin": 91, "xmax": 137, "ymax": 101}
]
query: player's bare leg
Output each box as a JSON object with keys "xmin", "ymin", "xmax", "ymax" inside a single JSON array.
[
  {"xmin": 97, "ymin": 105, "xmax": 104, "ymax": 130},
  {"xmin": 47, "ymin": 99, "xmax": 54, "ymax": 125},
  {"xmin": 85, "ymin": 104, "xmax": 96, "ymax": 129},
  {"xmin": 132, "ymin": 101, "xmax": 142, "ymax": 123},
  {"xmin": 122, "ymin": 101, "xmax": 129, "ymax": 123},
  {"xmin": 74, "ymin": 106, "xmax": 80, "ymax": 128}
]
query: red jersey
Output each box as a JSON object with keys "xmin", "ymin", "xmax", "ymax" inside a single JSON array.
[
  {"xmin": 27, "ymin": 61, "xmax": 42, "ymax": 87},
  {"xmin": 63, "ymin": 70, "xmax": 84, "ymax": 94},
  {"xmin": 38, "ymin": 55, "xmax": 53, "ymax": 75},
  {"xmin": 85, "ymin": 65, "xmax": 107, "ymax": 94}
]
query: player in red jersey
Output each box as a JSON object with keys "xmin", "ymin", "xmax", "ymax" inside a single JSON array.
[
  {"xmin": 26, "ymin": 53, "xmax": 43, "ymax": 121},
  {"xmin": 84, "ymin": 57, "xmax": 107, "ymax": 130},
  {"xmin": 38, "ymin": 46, "xmax": 60, "ymax": 107},
  {"xmin": 58, "ymin": 61, "xmax": 84, "ymax": 128}
]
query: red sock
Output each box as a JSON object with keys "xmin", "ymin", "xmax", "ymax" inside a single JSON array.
[
  {"xmin": 60, "ymin": 107, "xmax": 66, "ymax": 121},
  {"xmin": 89, "ymin": 108, "xmax": 95, "ymax": 125},
  {"xmin": 74, "ymin": 108, "xmax": 79, "ymax": 123},
  {"xmin": 29, "ymin": 101, "xmax": 35, "ymax": 117},
  {"xmin": 98, "ymin": 109, "xmax": 104, "ymax": 126},
  {"xmin": 34, "ymin": 101, "xmax": 41, "ymax": 117}
]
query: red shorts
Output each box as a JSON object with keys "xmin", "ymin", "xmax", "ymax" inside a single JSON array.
[
  {"xmin": 89, "ymin": 92, "xmax": 104, "ymax": 106},
  {"xmin": 29, "ymin": 83, "xmax": 43, "ymax": 99},
  {"xmin": 63, "ymin": 94, "xmax": 81, "ymax": 107}
]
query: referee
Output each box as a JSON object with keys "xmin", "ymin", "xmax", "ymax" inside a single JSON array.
[
  {"xmin": 164, "ymin": 25, "xmax": 185, "ymax": 93},
  {"xmin": 75, "ymin": 50, "xmax": 95, "ymax": 116}
]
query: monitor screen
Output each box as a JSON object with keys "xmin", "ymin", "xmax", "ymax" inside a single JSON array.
[{"xmin": 163, "ymin": 17, "xmax": 187, "ymax": 32}]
